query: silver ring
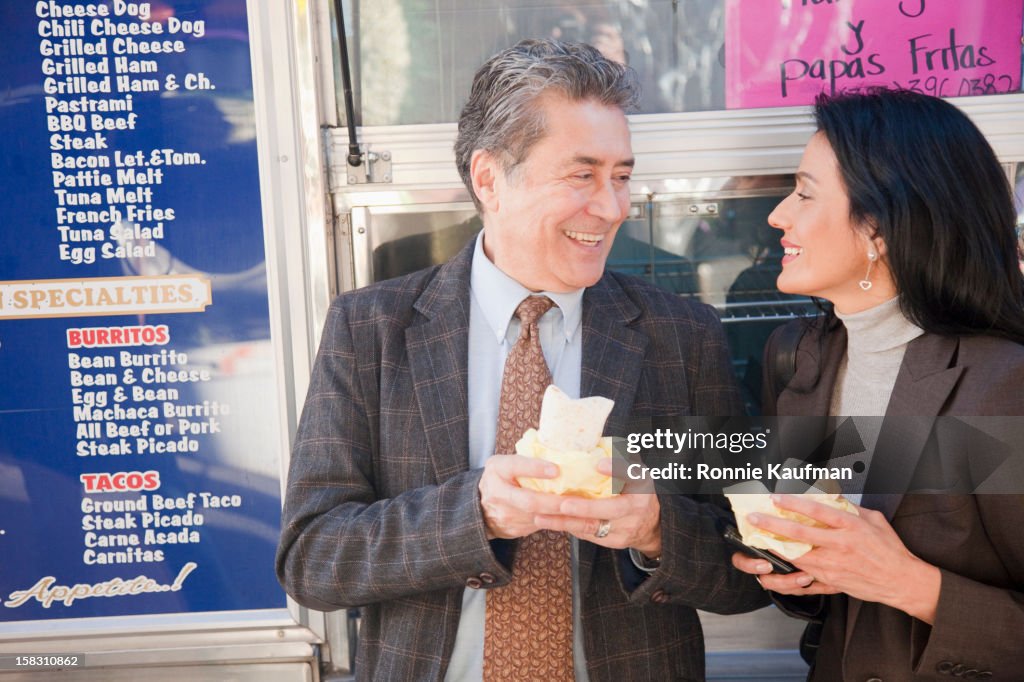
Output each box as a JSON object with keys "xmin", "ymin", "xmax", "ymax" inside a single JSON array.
[{"xmin": 594, "ymin": 519, "xmax": 612, "ymax": 539}]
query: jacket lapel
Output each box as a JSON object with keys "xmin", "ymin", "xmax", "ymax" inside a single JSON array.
[
  {"xmin": 406, "ymin": 241, "xmax": 474, "ymax": 483},
  {"xmin": 406, "ymin": 257, "xmax": 653, "ymax": 585},
  {"xmin": 579, "ymin": 276, "xmax": 647, "ymax": 413},
  {"xmin": 861, "ymin": 333, "xmax": 963, "ymax": 519},
  {"xmin": 846, "ymin": 333, "xmax": 962, "ymax": 654},
  {"xmin": 780, "ymin": 327, "xmax": 964, "ymax": 515},
  {"xmin": 577, "ymin": 274, "xmax": 648, "ymax": 589}
]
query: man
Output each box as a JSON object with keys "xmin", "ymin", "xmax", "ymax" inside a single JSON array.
[{"xmin": 276, "ymin": 39, "xmax": 766, "ymax": 681}]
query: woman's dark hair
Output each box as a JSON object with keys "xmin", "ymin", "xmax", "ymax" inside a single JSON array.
[{"xmin": 814, "ymin": 87, "xmax": 1024, "ymax": 343}]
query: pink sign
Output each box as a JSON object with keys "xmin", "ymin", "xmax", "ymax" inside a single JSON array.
[{"xmin": 725, "ymin": 0, "xmax": 1024, "ymax": 109}]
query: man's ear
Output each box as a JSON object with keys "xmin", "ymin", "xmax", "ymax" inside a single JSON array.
[{"xmin": 470, "ymin": 150, "xmax": 502, "ymax": 214}]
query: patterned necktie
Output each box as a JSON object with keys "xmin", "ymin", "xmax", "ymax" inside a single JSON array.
[{"xmin": 484, "ymin": 295, "xmax": 574, "ymax": 682}]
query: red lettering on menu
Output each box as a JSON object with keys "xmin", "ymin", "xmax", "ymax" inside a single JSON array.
[
  {"xmin": 67, "ymin": 324, "xmax": 169, "ymax": 348},
  {"xmin": 80, "ymin": 471, "xmax": 161, "ymax": 493}
]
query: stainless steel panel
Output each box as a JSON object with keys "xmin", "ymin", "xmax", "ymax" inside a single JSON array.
[
  {"xmin": 0, "ymin": 662, "xmax": 315, "ymax": 681},
  {"xmin": 351, "ymin": 203, "xmax": 481, "ymax": 287}
]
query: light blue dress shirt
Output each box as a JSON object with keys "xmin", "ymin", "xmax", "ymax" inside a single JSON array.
[{"xmin": 444, "ymin": 232, "xmax": 588, "ymax": 681}]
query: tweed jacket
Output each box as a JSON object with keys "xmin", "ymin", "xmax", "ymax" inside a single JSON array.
[
  {"xmin": 764, "ymin": 319, "xmax": 1024, "ymax": 681},
  {"xmin": 276, "ymin": 239, "xmax": 768, "ymax": 681}
]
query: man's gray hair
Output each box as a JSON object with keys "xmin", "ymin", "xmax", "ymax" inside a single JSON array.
[{"xmin": 455, "ymin": 39, "xmax": 640, "ymax": 211}]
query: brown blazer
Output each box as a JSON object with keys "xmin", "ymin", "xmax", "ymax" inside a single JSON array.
[
  {"xmin": 764, "ymin": 319, "xmax": 1024, "ymax": 681},
  {"xmin": 277, "ymin": 239, "xmax": 767, "ymax": 681}
]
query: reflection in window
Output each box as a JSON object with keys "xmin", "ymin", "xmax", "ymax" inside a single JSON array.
[
  {"xmin": 334, "ymin": 1, "xmax": 1024, "ymax": 126},
  {"xmin": 352, "ymin": 176, "xmax": 816, "ymax": 412},
  {"xmin": 606, "ymin": 179, "xmax": 815, "ymax": 413},
  {"xmin": 1015, "ymin": 162, "xmax": 1024, "ymax": 225},
  {"xmin": 339, "ymin": 0, "xmax": 727, "ymax": 125}
]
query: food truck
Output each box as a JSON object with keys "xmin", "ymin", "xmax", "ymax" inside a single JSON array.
[{"xmin": 1, "ymin": 1, "xmax": 1022, "ymax": 679}]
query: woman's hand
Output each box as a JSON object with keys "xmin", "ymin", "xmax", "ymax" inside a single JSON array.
[
  {"xmin": 731, "ymin": 551, "xmax": 840, "ymax": 596},
  {"xmin": 735, "ymin": 494, "xmax": 941, "ymax": 623}
]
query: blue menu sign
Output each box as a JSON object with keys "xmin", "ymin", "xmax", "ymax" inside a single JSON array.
[{"xmin": 0, "ymin": 1, "xmax": 286, "ymax": 621}]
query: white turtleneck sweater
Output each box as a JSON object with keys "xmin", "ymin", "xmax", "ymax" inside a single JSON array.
[
  {"xmin": 828, "ymin": 297, "xmax": 924, "ymax": 499},
  {"xmin": 831, "ymin": 297, "xmax": 924, "ymax": 417}
]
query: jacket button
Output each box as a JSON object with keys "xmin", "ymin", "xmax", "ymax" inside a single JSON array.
[
  {"xmin": 963, "ymin": 671, "xmax": 979, "ymax": 679},
  {"xmin": 650, "ymin": 589, "xmax": 670, "ymax": 604},
  {"xmin": 975, "ymin": 673, "xmax": 992, "ymax": 680},
  {"xmin": 952, "ymin": 665, "xmax": 967, "ymax": 676},
  {"xmin": 937, "ymin": 661, "xmax": 955, "ymax": 674},
  {"xmin": 465, "ymin": 577, "xmax": 483, "ymax": 589},
  {"xmin": 480, "ymin": 572, "xmax": 495, "ymax": 585},
  {"xmin": 865, "ymin": 678, "xmax": 883, "ymax": 682}
]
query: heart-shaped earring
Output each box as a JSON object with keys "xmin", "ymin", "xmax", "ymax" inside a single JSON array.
[{"xmin": 859, "ymin": 251, "xmax": 877, "ymax": 291}]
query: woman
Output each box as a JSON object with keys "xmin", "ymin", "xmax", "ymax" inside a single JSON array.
[{"xmin": 732, "ymin": 88, "xmax": 1024, "ymax": 680}]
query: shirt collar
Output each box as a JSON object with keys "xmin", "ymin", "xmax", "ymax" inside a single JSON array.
[{"xmin": 470, "ymin": 231, "xmax": 584, "ymax": 344}]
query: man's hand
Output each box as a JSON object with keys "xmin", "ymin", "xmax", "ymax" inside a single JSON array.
[
  {"xmin": 478, "ymin": 455, "xmax": 568, "ymax": 539},
  {"xmin": 532, "ymin": 458, "xmax": 662, "ymax": 556}
]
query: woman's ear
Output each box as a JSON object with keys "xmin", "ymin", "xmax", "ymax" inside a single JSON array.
[
  {"xmin": 860, "ymin": 223, "xmax": 887, "ymax": 260},
  {"xmin": 470, "ymin": 150, "xmax": 501, "ymax": 214},
  {"xmin": 870, "ymin": 235, "xmax": 888, "ymax": 260}
]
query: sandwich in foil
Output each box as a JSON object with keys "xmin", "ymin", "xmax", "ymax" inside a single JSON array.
[
  {"xmin": 516, "ymin": 385, "xmax": 615, "ymax": 499},
  {"xmin": 725, "ymin": 491, "xmax": 858, "ymax": 560}
]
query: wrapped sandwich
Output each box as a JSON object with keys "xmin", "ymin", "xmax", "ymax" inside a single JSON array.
[
  {"xmin": 516, "ymin": 385, "xmax": 615, "ymax": 499},
  {"xmin": 725, "ymin": 491, "xmax": 858, "ymax": 560}
]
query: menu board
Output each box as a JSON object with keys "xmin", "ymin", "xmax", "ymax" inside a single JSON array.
[
  {"xmin": 0, "ymin": 1, "xmax": 285, "ymax": 621},
  {"xmin": 725, "ymin": 0, "xmax": 1024, "ymax": 108}
]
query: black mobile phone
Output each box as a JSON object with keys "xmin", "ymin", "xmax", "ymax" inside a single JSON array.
[{"xmin": 723, "ymin": 524, "xmax": 798, "ymax": 575}]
